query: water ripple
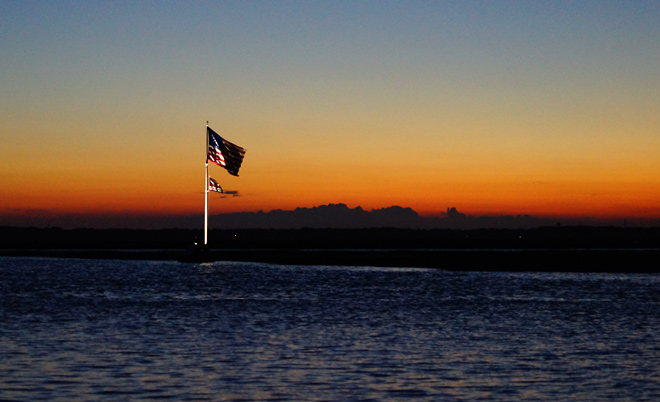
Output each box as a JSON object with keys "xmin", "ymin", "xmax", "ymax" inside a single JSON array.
[{"xmin": 1, "ymin": 257, "xmax": 660, "ymax": 401}]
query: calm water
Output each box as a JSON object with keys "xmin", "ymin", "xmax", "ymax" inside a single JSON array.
[{"xmin": 1, "ymin": 257, "xmax": 659, "ymax": 401}]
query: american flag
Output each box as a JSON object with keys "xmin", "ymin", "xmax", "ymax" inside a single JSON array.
[
  {"xmin": 207, "ymin": 127, "xmax": 246, "ymax": 176},
  {"xmin": 208, "ymin": 177, "xmax": 223, "ymax": 193}
]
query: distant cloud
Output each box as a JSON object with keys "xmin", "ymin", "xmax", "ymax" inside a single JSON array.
[
  {"xmin": 209, "ymin": 203, "xmax": 556, "ymax": 230},
  {"xmin": 2, "ymin": 204, "xmax": 653, "ymax": 230}
]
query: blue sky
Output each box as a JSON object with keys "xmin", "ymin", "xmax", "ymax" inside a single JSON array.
[{"xmin": 2, "ymin": 1, "xmax": 659, "ymax": 227}]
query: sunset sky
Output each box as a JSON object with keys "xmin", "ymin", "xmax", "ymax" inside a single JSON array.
[{"xmin": 2, "ymin": 1, "xmax": 659, "ymax": 228}]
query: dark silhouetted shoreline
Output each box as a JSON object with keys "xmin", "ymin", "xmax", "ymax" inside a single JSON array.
[{"xmin": 1, "ymin": 226, "xmax": 658, "ymax": 273}]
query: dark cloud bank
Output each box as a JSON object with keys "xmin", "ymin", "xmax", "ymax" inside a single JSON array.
[
  {"xmin": 205, "ymin": 204, "xmax": 658, "ymax": 230},
  {"xmin": 6, "ymin": 203, "xmax": 651, "ymax": 230},
  {"xmin": 207, "ymin": 204, "xmax": 558, "ymax": 230}
]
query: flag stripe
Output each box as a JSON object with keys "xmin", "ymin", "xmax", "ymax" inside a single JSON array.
[
  {"xmin": 207, "ymin": 127, "xmax": 246, "ymax": 176},
  {"xmin": 208, "ymin": 177, "xmax": 223, "ymax": 193}
]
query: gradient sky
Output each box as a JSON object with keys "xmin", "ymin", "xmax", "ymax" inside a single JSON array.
[{"xmin": 2, "ymin": 0, "xmax": 659, "ymax": 227}]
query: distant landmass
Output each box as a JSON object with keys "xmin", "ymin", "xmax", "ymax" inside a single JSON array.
[
  {"xmin": 3, "ymin": 203, "xmax": 657, "ymax": 230},
  {"xmin": 3, "ymin": 205, "xmax": 659, "ymax": 266}
]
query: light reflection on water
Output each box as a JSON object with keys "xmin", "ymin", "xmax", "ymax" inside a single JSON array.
[{"xmin": 1, "ymin": 257, "xmax": 660, "ymax": 401}]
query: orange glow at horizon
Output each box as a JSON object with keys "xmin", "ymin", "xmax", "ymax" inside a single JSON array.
[{"xmin": 2, "ymin": 129, "xmax": 659, "ymax": 223}]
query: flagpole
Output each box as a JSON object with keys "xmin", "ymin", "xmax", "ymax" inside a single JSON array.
[{"xmin": 204, "ymin": 121, "xmax": 209, "ymax": 246}]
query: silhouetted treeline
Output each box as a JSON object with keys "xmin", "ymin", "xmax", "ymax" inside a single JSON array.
[{"xmin": 2, "ymin": 226, "xmax": 659, "ymax": 250}]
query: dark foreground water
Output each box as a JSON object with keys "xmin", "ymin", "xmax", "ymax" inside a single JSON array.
[{"xmin": 1, "ymin": 257, "xmax": 659, "ymax": 401}]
